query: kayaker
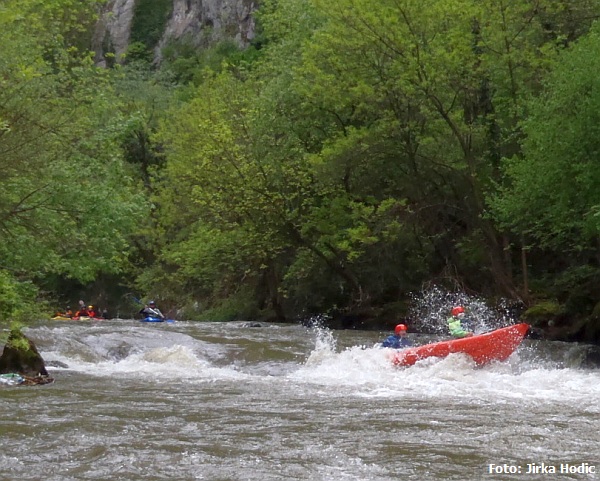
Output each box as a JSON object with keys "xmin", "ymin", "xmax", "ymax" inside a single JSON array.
[
  {"xmin": 447, "ymin": 306, "xmax": 474, "ymax": 338},
  {"xmin": 380, "ymin": 324, "xmax": 412, "ymax": 348},
  {"xmin": 87, "ymin": 305, "xmax": 97, "ymax": 317},
  {"xmin": 75, "ymin": 305, "xmax": 89, "ymax": 318},
  {"xmin": 139, "ymin": 300, "xmax": 165, "ymax": 320}
]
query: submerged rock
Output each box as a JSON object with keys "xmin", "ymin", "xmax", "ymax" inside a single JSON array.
[
  {"xmin": 0, "ymin": 329, "xmax": 53, "ymax": 385},
  {"xmin": 242, "ymin": 322, "xmax": 263, "ymax": 328},
  {"xmin": 580, "ymin": 345, "xmax": 600, "ymax": 369}
]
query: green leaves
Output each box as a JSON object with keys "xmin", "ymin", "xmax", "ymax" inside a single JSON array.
[
  {"xmin": 0, "ymin": 0, "xmax": 149, "ymax": 319},
  {"xmin": 492, "ymin": 24, "xmax": 600, "ymax": 250},
  {"xmin": 1, "ymin": 0, "xmax": 594, "ymax": 319}
]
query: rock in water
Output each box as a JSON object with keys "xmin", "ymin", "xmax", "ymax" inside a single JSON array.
[{"xmin": 0, "ymin": 329, "xmax": 53, "ymax": 385}]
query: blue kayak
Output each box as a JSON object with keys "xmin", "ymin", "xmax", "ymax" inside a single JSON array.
[{"xmin": 140, "ymin": 316, "xmax": 164, "ymax": 323}]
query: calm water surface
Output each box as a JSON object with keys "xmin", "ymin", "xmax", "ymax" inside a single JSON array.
[{"xmin": 0, "ymin": 320, "xmax": 598, "ymax": 481}]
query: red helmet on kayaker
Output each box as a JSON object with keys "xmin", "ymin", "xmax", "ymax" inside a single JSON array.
[
  {"xmin": 394, "ymin": 324, "xmax": 407, "ymax": 335},
  {"xmin": 451, "ymin": 306, "xmax": 465, "ymax": 316}
]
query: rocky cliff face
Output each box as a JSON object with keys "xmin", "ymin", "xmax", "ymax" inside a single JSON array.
[
  {"xmin": 93, "ymin": 0, "xmax": 258, "ymax": 65},
  {"xmin": 93, "ymin": 0, "xmax": 137, "ymax": 65}
]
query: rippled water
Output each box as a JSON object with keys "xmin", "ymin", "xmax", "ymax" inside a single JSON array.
[{"xmin": 1, "ymin": 320, "xmax": 598, "ymax": 481}]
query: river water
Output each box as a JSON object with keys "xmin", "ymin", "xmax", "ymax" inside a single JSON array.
[{"xmin": 1, "ymin": 320, "xmax": 598, "ymax": 481}]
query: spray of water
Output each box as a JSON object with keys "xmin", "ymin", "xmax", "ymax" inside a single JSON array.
[
  {"xmin": 301, "ymin": 314, "xmax": 339, "ymax": 365},
  {"xmin": 308, "ymin": 315, "xmax": 337, "ymax": 350},
  {"xmin": 407, "ymin": 285, "xmax": 519, "ymax": 334}
]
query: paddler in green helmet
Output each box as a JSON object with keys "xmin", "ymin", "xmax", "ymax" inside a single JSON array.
[{"xmin": 447, "ymin": 306, "xmax": 474, "ymax": 338}]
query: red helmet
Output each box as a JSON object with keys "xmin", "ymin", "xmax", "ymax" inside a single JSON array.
[
  {"xmin": 394, "ymin": 324, "xmax": 407, "ymax": 335},
  {"xmin": 451, "ymin": 306, "xmax": 465, "ymax": 316}
]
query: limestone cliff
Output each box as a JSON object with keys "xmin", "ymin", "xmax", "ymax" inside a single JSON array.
[
  {"xmin": 93, "ymin": 0, "xmax": 258, "ymax": 65},
  {"xmin": 93, "ymin": 0, "xmax": 137, "ymax": 65}
]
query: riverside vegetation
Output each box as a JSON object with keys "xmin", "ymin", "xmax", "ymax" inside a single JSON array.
[{"xmin": 2, "ymin": 0, "xmax": 600, "ymax": 344}]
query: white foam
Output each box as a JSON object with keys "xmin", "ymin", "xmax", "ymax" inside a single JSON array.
[
  {"xmin": 47, "ymin": 344, "xmax": 250, "ymax": 383},
  {"xmin": 290, "ymin": 340, "xmax": 600, "ymax": 406},
  {"xmin": 29, "ymin": 322, "xmax": 600, "ymax": 405}
]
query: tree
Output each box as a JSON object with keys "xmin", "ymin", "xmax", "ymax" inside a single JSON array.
[
  {"xmin": 0, "ymin": 0, "xmax": 148, "ymax": 319},
  {"xmin": 491, "ymin": 24, "xmax": 600, "ymax": 301},
  {"xmin": 283, "ymin": 0, "xmax": 599, "ymax": 298},
  {"xmin": 147, "ymin": 0, "xmax": 600, "ymax": 319}
]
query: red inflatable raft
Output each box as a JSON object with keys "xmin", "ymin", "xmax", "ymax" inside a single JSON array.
[{"xmin": 391, "ymin": 323, "xmax": 530, "ymax": 367}]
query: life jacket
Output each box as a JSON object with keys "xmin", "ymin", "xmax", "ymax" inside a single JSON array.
[
  {"xmin": 381, "ymin": 334, "xmax": 412, "ymax": 349},
  {"xmin": 447, "ymin": 317, "xmax": 470, "ymax": 338}
]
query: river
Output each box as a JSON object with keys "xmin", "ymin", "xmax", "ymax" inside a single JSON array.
[{"xmin": 0, "ymin": 320, "xmax": 598, "ymax": 480}]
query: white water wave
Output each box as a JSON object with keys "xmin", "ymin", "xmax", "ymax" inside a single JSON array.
[
  {"xmin": 290, "ymin": 340, "xmax": 600, "ymax": 406},
  {"xmin": 45, "ymin": 344, "xmax": 250, "ymax": 382}
]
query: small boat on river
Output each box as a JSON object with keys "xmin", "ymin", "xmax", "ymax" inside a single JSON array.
[
  {"xmin": 51, "ymin": 315, "xmax": 104, "ymax": 321},
  {"xmin": 140, "ymin": 316, "xmax": 165, "ymax": 323},
  {"xmin": 391, "ymin": 323, "xmax": 530, "ymax": 367}
]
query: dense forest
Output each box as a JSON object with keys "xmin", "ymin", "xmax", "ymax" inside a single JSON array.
[{"xmin": 2, "ymin": 0, "xmax": 600, "ymax": 343}]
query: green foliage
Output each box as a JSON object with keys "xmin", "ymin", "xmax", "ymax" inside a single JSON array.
[
  {"xmin": 149, "ymin": 71, "xmax": 293, "ymax": 312},
  {"xmin": 492, "ymin": 24, "xmax": 600, "ymax": 251},
  {"xmin": 4, "ymin": 0, "xmax": 600, "ymax": 323},
  {"xmin": 0, "ymin": 271, "xmax": 45, "ymax": 323},
  {"xmin": 130, "ymin": 0, "xmax": 172, "ymax": 50},
  {"xmin": 6, "ymin": 326, "xmax": 31, "ymax": 352},
  {"xmin": 161, "ymin": 37, "xmax": 263, "ymax": 84},
  {"xmin": 0, "ymin": 0, "xmax": 150, "ymax": 317},
  {"xmin": 140, "ymin": 0, "xmax": 600, "ymax": 320},
  {"xmin": 125, "ymin": 41, "xmax": 154, "ymax": 65},
  {"xmin": 522, "ymin": 300, "xmax": 562, "ymax": 324},
  {"xmin": 195, "ymin": 287, "xmax": 260, "ymax": 322},
  {"xmin": 4, "ymin": 0, "xmax": 104, "ymax": 52}
]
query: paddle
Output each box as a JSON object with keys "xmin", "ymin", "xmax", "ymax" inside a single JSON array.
[
  {"xmin": 129, "ymin": 294, "xmax": 174, "ymax": 322},
  {"xmin": 145, "ymin": 306, "xmax": 165, "ymax": 320}
]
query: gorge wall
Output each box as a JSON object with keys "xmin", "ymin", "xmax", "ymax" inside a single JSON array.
[{"xmin": 93, "ymin": 0, "xmax": 258, "ymax": 65}]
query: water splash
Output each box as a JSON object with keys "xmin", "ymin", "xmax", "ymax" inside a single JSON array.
[
  {"xmin": 407, "ymin": 285, "xmax": 519, "ymax": 334},
  {"xmin": 314, "ymin": 325, "xmax": 337, "ymax": 352},
  {"xmin": 304, "ymin": 316, "xmax": 338, "ymax": 365}
]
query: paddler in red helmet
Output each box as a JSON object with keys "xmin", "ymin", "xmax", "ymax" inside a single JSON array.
[
  {"xmin": 379, "ymin": 323, "xmax": 412, "ymax": 348},
  {"xmin": 447, "ymin": 306, "xmax": 474, "ymax": 338}
]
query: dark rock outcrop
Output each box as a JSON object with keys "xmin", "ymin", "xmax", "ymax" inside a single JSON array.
[
  {"xmin": 0, "ymin": 329, "xmax": 53, "ymax": 385},
  {"xmin": 242, "ymin": 321, "xmax": 263, "ymax": 328}
]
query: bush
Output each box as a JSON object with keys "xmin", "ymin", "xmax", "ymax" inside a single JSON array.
[
  {"xmin": 521, "ymin": 300, "xmax": 562, "ymax": 326},
  {"xmin": 0, "ymin": 270, "xmax": 45, "ymax": 323}
]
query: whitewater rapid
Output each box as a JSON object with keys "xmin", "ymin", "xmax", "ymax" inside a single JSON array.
[{"xmin": 2, "ymin": 320, "xmax": 596, "ymax": 481}]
